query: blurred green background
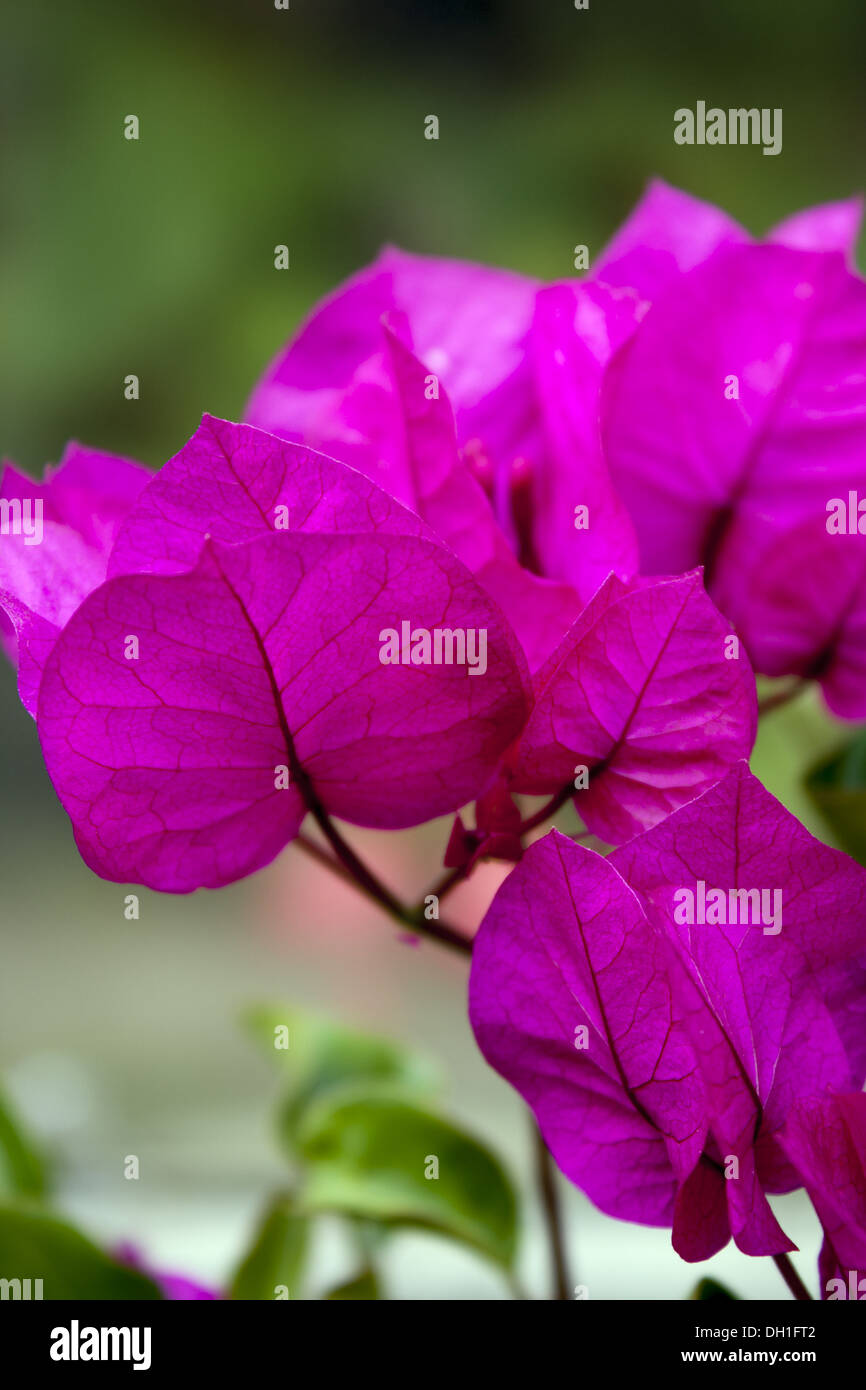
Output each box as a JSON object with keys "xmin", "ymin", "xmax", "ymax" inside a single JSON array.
[{"xmin": 1, "ymin": 0, "xmax": 864, "ymax": 1298}]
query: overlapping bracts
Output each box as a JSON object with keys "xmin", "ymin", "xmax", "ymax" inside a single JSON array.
[
  {"xmin": 3, "ymin": 182, "xmax": 865, "ymax": 1284},
  {"xmin": 470, "ymin": 767, "xmax": 866, "ymax": 1266}
]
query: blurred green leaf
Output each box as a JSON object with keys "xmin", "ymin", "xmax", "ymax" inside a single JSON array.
[
  {"xmin": 805, "ymin": 729, "xmax": 866, "ymax": 862},
  {"xmin": 229, "ymin": 1193, "xmax": 309, "ymax": 1301},
  {"xmin": 0, "ymin": 1205, "xmax": 161, "ymax": 1299},
  {"xmin": 690, "ymin": 1277, "xmax": 740, "ymax": 1301},
  {"xmin": 324, "ymin": 1266, "xmax": 381, "ymax": 1300},
  {"xmin": 296, "ymin": 1089, "xmax": 518, "ymax": 1270},
  {"xmin": 0, "ymin": 1093, "xmax": 47, "ymax": 1200},
  {"xmin": 243, "ymin": 1004, "xmax": 439, "ymax": 1140}
]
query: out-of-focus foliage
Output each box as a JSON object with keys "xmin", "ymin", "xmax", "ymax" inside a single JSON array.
[
  {"xmin": 297, "ymin": 1089, "xmax": 518, "ymax": 1270},
  {"xmin": 806, "ymin": 729, "xmax": 866, "ymax": 864},
  {"xmin": 0, "ymin": 1204, "xmax": 161, "ymax": 1300},
  {"xmin": 0, "ymin": 1086, "xmax": 162, "ymax": 1299},
  {"xmin": 324, "ymin": 1266, "xmax": 382, "ymax": 1300},
  {"xmin": 3, "ymin": 0, "xmax": 864, "ymax": 474},
  {"xmin": 244, "ymin": 1004, "xmax": 440, "ymax": 1140},
  {"xmin": 0, "ymin": 1090, "xmax": 48, "ymax": 1200},
  {"xmin": 691, "ymin": 1277, "xmax": 740, "ymax": 1301},
  {"xmin": 241, "ymin": 1005, "xmax": 519, "ymax": 1292},
  {"xmin": 228, "ymin": 1192, "xmax": 309, "ymax": 1301}
]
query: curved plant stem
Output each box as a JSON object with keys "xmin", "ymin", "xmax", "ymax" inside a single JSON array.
[
  {"xmin": 411, "ymin": 860, "xmax": 472, "ymax": 916},
  {"xmin": 294, "ymin": 820, "xmax": 472, "ymax": 956},
  {"xmin": 295, "ymin": 831, "xmax": 353, "ymax": 882},
  {"xmin": 518, "ymin": 783, "xmax": 574, "ymax": 835},
  {"xmin": 772, "ymin": 1253, "xmax": 812, "ymax": 1301},
  {"xmin": 533, "ymin": 1120, "xmax": 571, "ymax": 1300}
]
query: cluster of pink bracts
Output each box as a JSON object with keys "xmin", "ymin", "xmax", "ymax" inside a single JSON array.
[{"xmin": 2, "ymin": 181, "xmax": 866, "ymax": 1296}]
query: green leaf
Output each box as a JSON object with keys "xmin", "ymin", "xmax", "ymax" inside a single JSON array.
[
  {"xmin": 690, "ymin": 1276, "xmax": 740, "ymax": 1301},
  {"xmin": 805, "ymin": 730, "xmax": 866, "ymax": 863},
  {"xmin": 229, "ymin": 1193, "xmax": 309, "ymax": 1301},
  {"xmin": 243, "ymin": 1004, "xmax": 439, "ymax": 1140},
  {"xmin": 0, "ymin": 1205, "xmax": 161, "ymax": 1299},
  {"xmin": 296, "ymin": 1089, "xmax": 518, "ymax": 1269},
  {"xmin": 0, "ymin": 1094, "xmax": 48, "ymax": 1200},
  {"xmin": 324, "ymin": 1266, "xmax": 381, "ymax": 1300}
]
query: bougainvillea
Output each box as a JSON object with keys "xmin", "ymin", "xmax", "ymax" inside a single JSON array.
[
  {"xmin": 780, "ymin": 1093, "xmax": 866, "ymax": 1298},
  {"xmin": 0, "ymin": 444, "xmax": 150, "ymax": 715},
  {"xmin": 3, "ymin": 181, "xmax": 865, "ymax": 1299},
  {"xmin": 470, "ymin": 766, "xmax": 866, "ymax": 1266}
]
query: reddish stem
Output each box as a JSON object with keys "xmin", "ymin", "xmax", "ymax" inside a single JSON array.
[
  {"xmin": 772, "ymin": 1253, "xmax": 813, "ymax": 1301},
  {"xmin": 534, "ymin": 1121, "xmax": 571, "ymax": 1300},
  {"xmin": 518, "ymin": 783, "xmax": 574, "ymax": 835},
  {"xmin": 295, "ymin": 819, "xmax": 472, "ymax": 956}
]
